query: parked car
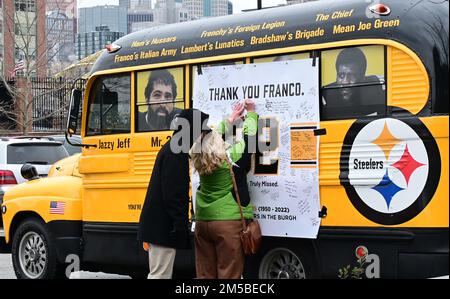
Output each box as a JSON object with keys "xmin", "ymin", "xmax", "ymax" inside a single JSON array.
[
  {"xmin": 0, "ymin": 137, "xmax": 69, "ymax": 207},
  {"xmin": 45, "ymin": 135, "xmax": 82, "ymax": 156}
]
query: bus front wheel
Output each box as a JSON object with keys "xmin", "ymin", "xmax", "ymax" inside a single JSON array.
[{"xmin": 12, "ymin": 218, "xmax": 67, "ymax": 279}]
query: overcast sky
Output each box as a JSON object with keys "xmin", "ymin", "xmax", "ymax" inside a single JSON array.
[{"xmin": 77, "ymin": 0, "xmax": 288, "ymax": 13}]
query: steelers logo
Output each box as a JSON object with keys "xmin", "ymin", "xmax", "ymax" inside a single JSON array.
[{"xmin": 341, "ymin": 116, "xmax": 441, "ymax": 225}]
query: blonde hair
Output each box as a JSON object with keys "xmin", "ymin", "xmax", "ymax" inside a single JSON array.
[{"xmin": 189, "ymin": 130, "xmax": 228, "ymax": 176}]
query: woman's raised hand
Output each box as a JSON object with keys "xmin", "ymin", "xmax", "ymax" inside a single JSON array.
[{"xmin": 228, "ymin": 101, "xmax": 245, "ymax": 123}]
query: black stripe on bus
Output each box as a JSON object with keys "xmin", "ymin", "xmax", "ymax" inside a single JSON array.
[
  {"xmin": 291, "ymin": 161, "xmax": 317, "ymax": 165},
  {"xmin": 290, "ymin": 126, "xmax": 317, "ymax": 130},
  {"xmin": 83, "ymin": 222, "xmax": 138, "ymax": 234}
]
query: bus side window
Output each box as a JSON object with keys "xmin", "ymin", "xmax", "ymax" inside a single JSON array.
[
  {"xmin": 86, "ymin": 74, "xmax": 131, "ymax": 136},
  {"xmin": 136, "ymin": 67, "xmax": 185, "ymax": 132},
  {"xmin": 320, "ymin": 46, "xmax": 387, "ymax": 121}
]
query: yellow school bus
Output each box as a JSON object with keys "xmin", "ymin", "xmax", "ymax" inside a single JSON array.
[{"xmin": 1, "ymin": 0, "xmax": 448, "ymax": 279}]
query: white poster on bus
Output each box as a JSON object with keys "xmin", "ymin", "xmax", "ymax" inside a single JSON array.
[{"xmin": 192, "ymin": 59, "xmax": 321, "ymax": 239}]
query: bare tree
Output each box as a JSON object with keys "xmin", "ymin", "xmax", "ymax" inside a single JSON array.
[{"xmin": 0, "ymin": 0, "xmax": 75, "ymax": 134}]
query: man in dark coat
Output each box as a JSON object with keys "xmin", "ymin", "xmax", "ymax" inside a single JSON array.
[{"xmin": 138, "ymin": 108, "xmax": 210, "ymax": 279}]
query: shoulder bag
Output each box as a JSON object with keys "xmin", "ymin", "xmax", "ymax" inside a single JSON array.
[{"xmin": 225, "ymin": 158, "xmax": 262, "ymax": 255}]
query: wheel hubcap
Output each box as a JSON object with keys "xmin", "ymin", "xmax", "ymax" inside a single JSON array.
[
  {"xmin": 259, "ymin": 248, "xmax": 306, "ymax": 279},
  {"xmin": 19, "ymin": 232, "xmax": 47, "ymax": 279}
]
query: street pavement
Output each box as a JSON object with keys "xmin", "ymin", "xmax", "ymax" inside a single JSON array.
[
  {"xmin": 0, "ymin": 254, "xmax": 13, "ymax": 279},
  {"xmin": 1, "ymin": 253, "xmax": 448, "ymax": 279},
  {"xmin": 0, "ymin": 253, "xmax": 131, "ymax": 279}
]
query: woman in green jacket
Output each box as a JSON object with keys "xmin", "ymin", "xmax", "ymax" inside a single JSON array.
[{"xmin": 190, "ymin": 99, "xmax": 258, "ymax": 279}]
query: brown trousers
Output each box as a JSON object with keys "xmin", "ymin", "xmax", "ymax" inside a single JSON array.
[{"xmin": 195, "ymin": 220, "xmax": 244, "ymax": 279}]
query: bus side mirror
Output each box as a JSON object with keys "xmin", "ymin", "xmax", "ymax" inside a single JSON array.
[
  {"xmin": 67, "ymin": 89, "xmax": 82, "ymax": 137},
  {"xmin": 21, "ymin": 164, "xmax": 40, "ymax": 181}
]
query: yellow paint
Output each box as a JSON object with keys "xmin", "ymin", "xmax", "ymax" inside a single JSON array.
[
  {"xmin": 372, "ymin": 121, "xmax": 402, "ymax": 160},
  {"xmin": 291, "ymin": 165, "xmax": 318, "ymax": 169},
  {"xmin": 2, "ymin": 176, "xmax": 82, "ymax": 243},
  {"xmin": 2, "ymin": 36, "xmax": 447, "ymax": 247},
  {"xmin": 185, "ymin": 65, "xmax": 191, "ymax": 109},
  {"xmin": 318, "ymin": 120, "xmax": 354, "ymax": 186},
  {"xmin": 78, "ymin": 130, "xmax": 174, "ymax": 223},
  {"xmin": 131, "ymin": 72, "xmax": 136, "ymax": 133},
  {"xmin": 319, "ymin": 116, "xmax": 449, "ymax": 228},
  {"xmin": 387, "ymin": 46, "xmax": 430, "ymax": 114},
  {"xmin": 79, "ymin": 154, "xmax": 131, "ymax": 174},
  {"xmin": 48, "ymin": 154, "xmax": 82, "ymax": 178}
]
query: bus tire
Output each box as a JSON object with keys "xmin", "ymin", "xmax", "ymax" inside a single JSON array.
[
  {"xmin": 244, "ymin": 238, "xmax": 321, "ymax": 279},
  {"xmin": 12, "ymin": 218, "xmax": 68, "ymax": 279}
]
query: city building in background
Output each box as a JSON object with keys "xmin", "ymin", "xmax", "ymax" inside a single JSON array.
[
  {"xmin": 208, "ymin": 0, "xmax": 229, "ymax": 17},
  {"xmin": 182, "ymin": 0, "xmax": 230, "ymax": 21},
  {"xmin": 46, "ymin": 0, "xmax": 77, "ymax": 45},
  {"xmin": 119, "ymin": 0, "xmax": 152, "ymax": 10},
  {"xmin": 1, "ymin": 0, "xmax": 47, "ymax": 77},
  {"xmin": 75, "ymin": 0, "xmax": 234, "ymax": 36},
  {"xmin": 228, "ymin": 0, "xmax": 233, "ymax": 15},
  {"xmin": 183, "ymin": 0, "xmax": 203, "ymax": 20},
  {"xmin": 126, "ymin": 10, "xmax": 153, "ymax": 33},
  {"xmin": 153, "ymin": 0, "xmax": 188, "ymax": 24},
  {"xmin": 242, "ymin": 0, "xmax": 316, "ymax": 12},
  {"xmin": 77, "ymin": 25, "xmax": 124, "ymax": 59},
  {"xmin": 46, "ymin": 0, "xmax": 77, "ymax": 18},
  {"xmin": 129, "ymin": 0, "xmax": 231, "ymax": 31},
  {"xmin": 46, "ymin": 10, "xmax": 76, "ymax": 75},
  {"xmin": 78, "ymin": 5, "xmax": 127, "ymax": 36},
  {"xmin": 120, "ymin": 0, "xmax": 154, "ymax": 33},
  {"xmin": 77, "ymin": 5, "xmax": 127, "ymax": 59}
]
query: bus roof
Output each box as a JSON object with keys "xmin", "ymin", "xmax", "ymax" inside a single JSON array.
[
  {"xmin": 91, "ymin": 0, "xmax": 447, "ymax": 73},
  {"xmin": 90, "ymin": 0, "xmax": 448, "ymax": 112}
]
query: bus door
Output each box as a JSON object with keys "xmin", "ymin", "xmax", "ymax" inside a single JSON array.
[{"xmin": 78, "ymin": 73, "xmax": 140, "ymax": 265}]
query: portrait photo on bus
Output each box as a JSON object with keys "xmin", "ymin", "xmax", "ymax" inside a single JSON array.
[
  {"xmin": 136, "ymin": 67, "xmax": 185, "ymax": 132},
  {"xmin": 320, "ymin": 45, "xmax": 386, "ymax": 120}
]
